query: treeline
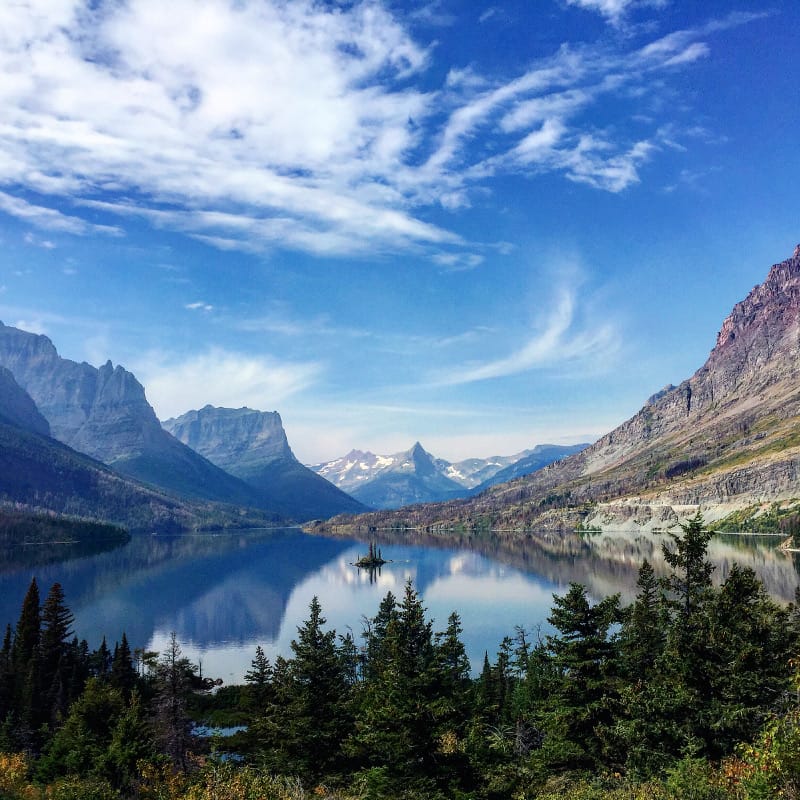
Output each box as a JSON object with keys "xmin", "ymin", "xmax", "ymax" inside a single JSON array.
[
  {"xmin": 2, "ymin": 516, "xmax": 800, "ymax": 799},
  {"xmin": 0, "ymin": 510, "xmax": 129, "ymax": 546}
]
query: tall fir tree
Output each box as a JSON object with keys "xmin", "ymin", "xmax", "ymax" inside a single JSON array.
[
  {"xmin": 40, "ymin": 582, "xmax": 75, "ymax": 724},
  {"xmin": 542, "ymin": 583, "xmax": 621, "ymax": 772},
  {"xmin": 110, "ymin": 633, "xmax": 137, "ymax": 701}
]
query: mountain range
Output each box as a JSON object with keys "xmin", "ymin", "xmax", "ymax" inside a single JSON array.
[
  {"xmin": 312, "ymin": 442, "xmax": 588, "ymax": 509},
  {"xmin": 0, "ymin": 366, "xmax": 276, "ymax": 532},
  {"xmin": 0, "ymin": 324, "xmax": 360, "ymax": 524},
  {"xmin": 310, "ymin": 244, "xmax": 800, "ymax": 535}
]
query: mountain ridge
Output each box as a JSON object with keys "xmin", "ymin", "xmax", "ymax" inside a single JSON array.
[
  {"xmin": 0, "ymin": 323, "xmax": 277, "ymax": 511},
  {"xmin": 309, "ymin": 245, "xmax": 800, "ymax": 534}
]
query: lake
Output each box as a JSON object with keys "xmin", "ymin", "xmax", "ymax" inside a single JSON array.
[{"xmin": 1, "ymin": 527, "xmax": 798, "ymax": 683}]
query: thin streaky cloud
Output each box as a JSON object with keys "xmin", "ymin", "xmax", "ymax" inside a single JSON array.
[{"xmin": 436, "ymin": 287, "xmax": 621, "ymax": 386}]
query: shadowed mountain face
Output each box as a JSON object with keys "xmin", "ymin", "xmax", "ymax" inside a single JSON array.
[
  {"xmin": 469, "ymin": 443, "xmax": 590, "ymax": 494},
  {"xmin": 163, "ymin": 405, "xmax": 365, "ymax": 522},
  {"xmin": 0, "ymin": 366, "xmax": 49, "ymax": 435},
  {"xmin": 0, "ymin": 368, "xmax": 275, "ymax": 533},
  {"xmin": 0, "ymin": 323, "xmax": 267, "ymax": 509},
  {"xmin": 317, "ymin": 245, "xmax": 800, "ymax": 532}
]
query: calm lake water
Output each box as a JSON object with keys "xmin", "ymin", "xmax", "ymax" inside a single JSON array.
[{"xmin": 1, "ymin": 528, "xmax": 798, "ymax": 683}]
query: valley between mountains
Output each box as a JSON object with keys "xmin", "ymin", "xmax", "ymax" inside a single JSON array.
[
  {"xmin": 312, "ymin": 244, "xmax": 800, "ymax": 536},
  {"xmin": 2, "ymin": 245, "xmax": 800, "ymax": 537}
]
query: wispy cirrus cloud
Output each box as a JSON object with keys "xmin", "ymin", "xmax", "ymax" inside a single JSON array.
[
  {"xmin": 436, "ymin": 285, "xmax": 620, "ymax": 386},
  {"xmin": 0, "ymin": 1, "xmax": 762, "ymax": 257}
]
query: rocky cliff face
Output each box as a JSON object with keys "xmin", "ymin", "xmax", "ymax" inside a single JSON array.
[
  {"xmin": 0, "ymin": 323, "xmax": 266, "ymax": 508},
  {"xmin": 319, "ymin": 245, "xmax": 800, "ymax": 532},
  {"xmin": 0, "ymin": 366, "xmax": 50, "ymax": 436},
  {"xmin": 0, "ymin": 323, "xmax": 169, "ymax": 462},
  {"xmin": 163, "ymin": 405, "xmax": 293, "ymax": 476},
  {"xmin": 164, "ymin": 405, "xmax": 366, "ymax": 521}
]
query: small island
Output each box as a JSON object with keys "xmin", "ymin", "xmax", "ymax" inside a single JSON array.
[{"xmin": 354, "ymin": 541, "xmax": 388, "ymax": 568}]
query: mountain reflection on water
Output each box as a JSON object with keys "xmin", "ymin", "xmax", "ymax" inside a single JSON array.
[{"xmin": 0, "ymin": 527, "xmax": 797, "ymax": 682}]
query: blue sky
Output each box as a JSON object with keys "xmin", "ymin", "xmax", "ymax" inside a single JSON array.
[{"xmin": 0, "ymin": 0, "xmax": 797, "ymax": 464}]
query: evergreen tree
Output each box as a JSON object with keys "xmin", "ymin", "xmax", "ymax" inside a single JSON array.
[
  {"xmin": 91, "ymin": 637, "xmax": 112, "ymax": 678},
  {"xmin": 110, "ymin": 633, "xmax": 137, "ymax": 701},
  {"xmin": 152, "ymin": 633, "xmax": 194, "ymax": 771},
  {"xmin": 0, "ymin": 623, "xmax": 12, "ymax": 724},
  {"xmin": 542, "ymin": 583, "xmax": 621, "ymax": 771},
  {"xmin": 662, "ymin": 512, "xmax": 714, "ymax": 619},
  {"xmin": 620, "ymin": 560, "xmax": 667, "ymax": 682},
  {"xmin": 35, "ymin": 677, "xmax": 125, "ymax": 783},
  {"xmin": 11, "ymin": 577, "xmax": 42, "ymax": 745},
  {"xmin": 244, "ymin": 645, "xmax": 272, "ymax": 712},
  {"xmin": 40, "ymin": 582, "xmax": 75, "ymax": 724},
  {"xmin": 362, "ymin": 590, "xmax": 398, "ymax": 681},
  {"xmin": 701, "ymin": 563, "xmax": 797, "ymax": 757},
  {"xmin": 285, "ymin": 596, "xmax": 351, "ymax": 779},
  {"xmin": 253, "ymin": 598, "xmax": 351, "ymax": 781},
  {"xmin": 348, "ymin": 581, "xmax": 447, "ymax": 793},
  {"xmin": 103, "ymin": 691, "xmax": 156, "ymax": 790}
]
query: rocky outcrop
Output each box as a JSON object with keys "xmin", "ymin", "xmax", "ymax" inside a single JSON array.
[{"xmin": 164, "ymin": 405, "xmax": 366, "ymax": 522}]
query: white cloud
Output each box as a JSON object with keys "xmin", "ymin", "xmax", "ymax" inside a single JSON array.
[
  {"xmin": 432, "ymin": 252, "xmax": 485, "ymax": 271},
  {"xmin": 136, "ymin": 348, "xmax": 323, "ymax": 420},
  {"xmin": 13, "ymin": 319, "xmax": 48, "ymax": 335},
  {"xmin": 0, "ymin": 191, "xmax": 121, "ymax": 236},
  {"xmin": 185, "ymin": 301, "xmax": 213, "ymax": 312},
  {"xmin": 565, "ymin": 0, "xmax": 668, "ymax": 26},
  {"xmin": 437, "ymin": 285, "xmax": 620, "ymax": 385},
  {"xmin": 0, "ymin": 2, "xmax": 758, "ymax": 256}
]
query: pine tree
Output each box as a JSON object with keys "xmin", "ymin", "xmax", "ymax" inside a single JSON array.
[
  {"xmin": 348, "ymin": 581, "xmax": 445, "ymax": 792},
  {"xmin": 11, "ymin": 577, "xmax": 42, "ymax": 744},
  {"xmin": 110, "ymin": 633, "xmax": 137, "ymax": 701},
  {"xmin": 152, "ymin": 633, "xmax": 194, "ymax": 771},
  {"xmin": 92, "ymin": 637, "xmax": 112, "ymax": 678},
  {"xmin": 620, "ymin": 560, "xmax": 667, "ymax": 682},
  {"xmin": 0, "ymin": 623, "xmax": 12, "ymax": 724},
  {"xmin": 662, "ymin": 512, "xmax": 714, "ymax": 619},
  {"xmin": 40, "ymin": 582, "xmax": 75, "ymax": 723},
  {"xmin": 285, "ymin": 596, "xmax": 351, "ymax": 780},
  {"xmin": 543, "ymin": 583, "xmax": 621, "ymax": 771},
  {"xmin": 244, "ymin": 645, "xmax": 272, "ymax": 712}
]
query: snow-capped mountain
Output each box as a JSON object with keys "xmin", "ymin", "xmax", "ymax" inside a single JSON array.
[{"xmin": 310, "ymin": 441, "xmax": 589, "ymax": 510}]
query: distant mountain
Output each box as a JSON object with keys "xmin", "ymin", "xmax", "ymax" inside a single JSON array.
[
  {"xmin": 444, "ymin": 451, "xmax": 534, "ymax": 489},
  {"xmin": 312, "ymin": 441, "xmax": 588, "ymax": 509},
  {"xmin": 163, "ymin": 405, "xmax": 365, "ymax": 522},
  {"xmin": 0, "ymin": 368, "xmax": 275, "ymax": 533},
  {"xmin": 0, "ymin": 323, "xmax": 268, "ymax": 509},
  {"xmin": 313, "ymin": 442, "xmax": 467, "ymax": 509},
  {"xmin": 313, "ymin": 245, "xmax": 800, "ymax": 534},
  {"xmin": 470, "ymin": 443, "xmax": 591, "ymax": 494}
]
